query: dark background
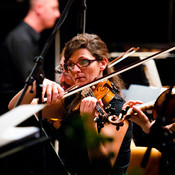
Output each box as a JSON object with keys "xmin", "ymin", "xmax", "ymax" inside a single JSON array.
[
  {"xmin": 59, "ymin": 0, "xmax": 175, "ymax": 50},
  {"xmin": 1, "ymin": 0, "xmax": 175, "ymax": 86}
]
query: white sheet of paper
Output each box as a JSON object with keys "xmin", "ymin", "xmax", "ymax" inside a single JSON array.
[
  {"xmin": 0, "ymin": 104, "xmax": 45, "ymax": 147},
  {"xmin": 0, "ymin": 127, "xmax": 39, "ymax": 147},
  {"xmin": 124, "ymin": 84, "xmax": 167, "ymax": 104},
  {"xmin": 0, "ymin": 104, "xmax": 45, "ymax": 132}
]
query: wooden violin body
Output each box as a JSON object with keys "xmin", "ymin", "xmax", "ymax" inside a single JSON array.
[
  {"xmin": 90, "ymin": 80, "xmax": 115, "ymax": 106},
  {"xmin": 73, "ymin": 80, "xmax": 116, "ymax": 110},
  {"xmin": 80, "ymin": 80, "xmax": 118, "ymax": 132},
  {"xmin": 154, "ymin": 89, "xmax": 175, "ymax": 124}
]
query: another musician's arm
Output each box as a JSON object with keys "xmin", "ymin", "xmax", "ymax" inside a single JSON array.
[
  {"xmin": 126, "ymin": 101, "xmax": 175, "ymax": 133},
  {"xmin": 130, "ymin": 105, "xmax": 152, "ymax": 134},
  {"xmin": 8, "ymin": 81, "xmax": 37, "ymax": 109},
  {"xmin": 8, "ymin": 78, "xmax": 64, "ymax": 108}
]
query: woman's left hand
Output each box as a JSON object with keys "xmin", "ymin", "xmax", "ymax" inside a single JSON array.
[{"xmin": 80, "ymin": 96, "xmax": 98, "ymax": 118}]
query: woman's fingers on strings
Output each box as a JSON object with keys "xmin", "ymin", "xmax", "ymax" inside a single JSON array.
[
  {"xmin": 80, "ymin": 97, "xmax": 97, "ymax": 114},
  {"xmin": 97, "ymin": 99, "xmax": 103, "ymax": 107}
]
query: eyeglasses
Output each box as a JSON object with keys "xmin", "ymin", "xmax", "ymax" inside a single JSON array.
[
  {"xmin": 55, "ymin": 65, "xmax": 69, "ymax": 75},
  {"xmin": 64, "ymin": 59, "xmax": 97, "ymax": 71}
]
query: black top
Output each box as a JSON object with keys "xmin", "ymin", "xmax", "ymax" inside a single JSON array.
[
  {"xmin": 0, "ymin": 21, "xmax": 40, "ymax": 91},
  {"xmin": 0, "ymin": 21, "xmax": 40, "ymax": 114},
  {"xmin": 57, "ymin": 93, "xmax": 133, "ymax": 175}
]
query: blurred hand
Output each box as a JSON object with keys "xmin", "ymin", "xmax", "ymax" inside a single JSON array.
[
  {"xmin": 130, "ymin": 106, "xmax": 153, "ymax": 134},
  {"xmin": 122, "ymin": 100, "xmax": 142, "ymax": 110},
  {"xmin": 163, "ymin": 122, "xmax": 175, "ymax": 132}
]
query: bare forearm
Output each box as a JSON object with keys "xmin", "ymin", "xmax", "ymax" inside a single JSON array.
[{"xmin": 8, "ymin": 82, "xmax": 36, "ymax": 109}]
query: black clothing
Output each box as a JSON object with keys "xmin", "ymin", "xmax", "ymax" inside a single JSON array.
[
  {"xmin": 57, "ymin": 93, "xmax": 133, "ymax": 175},
  {"xmin": 0, "ymin": 21, "xmax": 40, "ymax": 115}
]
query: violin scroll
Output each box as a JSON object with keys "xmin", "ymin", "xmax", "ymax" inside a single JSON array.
[{"xmin": 108, "ymin": 101, "xmax": 155, "ymax": 129}]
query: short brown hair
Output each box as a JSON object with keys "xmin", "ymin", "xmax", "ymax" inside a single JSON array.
[{"xmin": 64, "ymin": 33, "xmax": 125, "ymax": 91}]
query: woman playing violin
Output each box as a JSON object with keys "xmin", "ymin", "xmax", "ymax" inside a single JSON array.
[{"xmin": 9, "ymin": 33, "xmax": 132, "ymax": 175}]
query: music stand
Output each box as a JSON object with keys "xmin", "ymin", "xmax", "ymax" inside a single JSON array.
[
  {"xmin": 0, "ymin": 104, "xmax": 44, "ymax": 154},
  {"xmin": 0, "ymin": 105, "xmax": 69, "ymax": 175}
]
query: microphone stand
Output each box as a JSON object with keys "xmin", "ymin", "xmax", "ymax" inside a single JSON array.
[
  {"xmin": 79, "ymin": 0, "xmax": 87, "ymax": 33},
  {"xmin": 82, "ymin": 0, "xmax": 87, "ymax": 33},
  {"xmin": 14, "ymin": 0, "xmax": 75, "ymax": 174}
]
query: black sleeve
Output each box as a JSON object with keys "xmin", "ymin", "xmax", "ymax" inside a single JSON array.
[
  {"xmin": 8, "ymin": 37, "xmax": 34, "ymax": 82},
  {"xmin": 107, "ymin": 93, "xmax": 125, "ymax": 116}
]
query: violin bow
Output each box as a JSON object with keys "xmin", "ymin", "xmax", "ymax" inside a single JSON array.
[
  {"xmin": 108, "ymin": 47, "xmax": 139, "ymax": 68},
  {"xmin": 63, "ymin": 46, "xmax": 175, "ymax": 99}
]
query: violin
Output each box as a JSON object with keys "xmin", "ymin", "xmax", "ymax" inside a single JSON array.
[
  {"xmin": 49, "ymin": 47, "xmax": 175, "ymax": 129},
  {"xmin": 153, "ymin": 88, "xmax": 175, "ymax": 124},
  {"xmin": 108, "ymin": 88, "xmax": 175, "ymax": 128},
  {"xmin": 76, "ymin": 80, "xmax": 118, "ymax": 132},
  {"xmin": 81, "ymin": 80, "xmax": 116, "ymax": 106}
]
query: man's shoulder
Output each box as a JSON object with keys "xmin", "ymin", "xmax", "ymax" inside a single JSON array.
[
  {"xmin": 7, "ymin": 21, "xmax": 39, "ymax": 44},
  {"xmin": 6, "ymin": 23, "xmax": 30, "ymax": 43},
  {"xmin": 10, "ymin": 21, "xmax": 29, "ymax": 34}
]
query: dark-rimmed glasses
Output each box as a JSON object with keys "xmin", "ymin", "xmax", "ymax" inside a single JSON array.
[
  {"xmin": 64, "ymin": 59, "xmax": 97, "ymax": 71},
  {"xmin": 55, "ymin": 65, "xmax": 69, "ymax": 75}
]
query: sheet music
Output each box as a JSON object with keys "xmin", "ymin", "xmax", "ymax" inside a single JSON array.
[
  {"xmin": 124, "ymin": 84, "xmax": 167, "ymax": 104},
  {"xmin": 0, "ymin": 127, "xmax": 39, "ymax": 147},
  {"xmin": 0, "ymin": 104, "xmax": 45, "ymax": 132},
  {"xmin": 0, "ymin": 104, "xmax": 45, "ymax": 147}
]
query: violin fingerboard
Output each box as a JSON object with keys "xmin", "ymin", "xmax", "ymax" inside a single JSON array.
[{"xmin": 81, "ymin": 87, "xmax": 95, "ymax": 97}]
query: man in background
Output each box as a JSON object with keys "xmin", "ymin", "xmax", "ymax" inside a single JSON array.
[
  {"xmin": 0, "ymin": 0, "xmax": 60, "ymax": 115},
  {"xmin": 55, "ymin": 48, "xmax": 75, "ymax": 90}
]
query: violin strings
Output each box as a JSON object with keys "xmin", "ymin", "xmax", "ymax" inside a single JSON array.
[
  {"xmin": 81, "ymin": 87, "xmax": 108, "ymax": 118},
  {"xmin": 88, "ymin": 88, "xmax": 107, "ymax": 116}
]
